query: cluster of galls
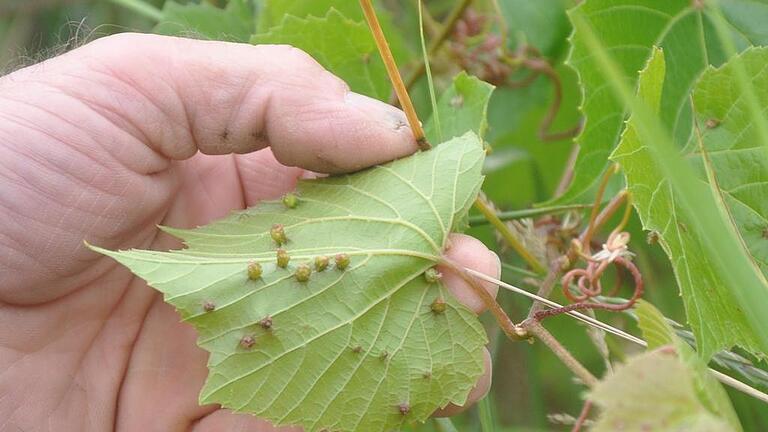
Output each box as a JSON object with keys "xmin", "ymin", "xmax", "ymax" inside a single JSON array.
[
  {"xmin": 449, "ymin": 8, "xmax": 511, "ymax": 85},
  {"xmin": 233, "ymin": 251, "xmax": 352, "ymax": 350}
]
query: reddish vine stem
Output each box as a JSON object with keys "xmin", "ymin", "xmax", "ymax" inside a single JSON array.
[
  {"xmin": 440, "ymin": 257, "xmax": 527, "ymax": 341},
  {"xmin": 501, "ymin": 45, "xmax": 583, "ymax": 141},
  {"xmin": 571, "ymin": 400, "xmax": 593, "ymax": 432},
  {"xmin": 519, "ymin": 55, "xmax": 583, "ymax": 141},
  {"xmin": 526, "ymin": 261, "xmax": 563, "ymax": 320},
  {"xmin": 578, "ymin": 164, "xmax": 619, "ymax": 254},
  {"xmin": 578, "ymin": 190, "xmax": 628, "ymax": 247},
  {"xmin": 555, "ymin": 144, "xmax": 580, "ymax": 196},
  {"xmin": 359, "ymin": 0, "xmax": 430, "ymax": 150}
]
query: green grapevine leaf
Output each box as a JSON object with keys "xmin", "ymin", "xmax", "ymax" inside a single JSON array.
[
  {"xmin": 636, "ymin": 301, "xmax": 742, "ymax": 431},
  {"xmin": 692, "ymin": 47, "xmax": 768, "ymax": 277},
  {"xmin": 557, "ymin": 0, "xmax": 768, "ymax": 205},
  {"xmin": 256, "ymin": 0, "xmax": 364, "ymax": 30},
  {"xmin": 93, "ymin": 133, "xmax": 488, "ymax": 432},
  {"xmin": 251, "ymin": 9, "xmax": 390, "ymax": 100},
  {"xmin": 612, "ymin": 48, "xmax": 768, "ymax": 359},
  {"xmin": 424, "ymin": 71, "xmax": 495, "ymax": 144},
  {"xmin": 255, "ymin": 0, "xmax": 411, "ymax": 67},
  {"xmin": 589, "ymin": 350, "xmax": 735, "ymax": 432},
  {"xmin": 154, "ymin": 0, "xmax": 254, "ymax": 42}
]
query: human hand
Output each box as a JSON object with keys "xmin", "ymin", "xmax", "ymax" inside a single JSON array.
[{"xmin": 0, "ymin": 34, "xmax": 499, "ymax": 431}]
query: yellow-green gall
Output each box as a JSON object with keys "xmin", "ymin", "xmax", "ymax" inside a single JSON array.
[
  {"xmin": 335, "ymin": 253, "xmax": 350, "ymax": 270},
  {"xmin": 295, "ymin": 263, "xmax": 312, "ymax": 282},
  {"xmin": 282, "ymin": 193, "xmax": 299, "ymax": 208},
  {"xmin": 424, "ymin": 267, "xmax": 442, "ymax": 283},
  {"xmin": 276, "ymin": 248, "xmax": 290, "ymax": 268},
  {"xmin": 247, "ymin": 261, "xmax": 262, "ymax": 280},
  {"xmin": 270, "ymin": 224, "xmax": 287, "ymax": 245},
  {"xmin": 430, "ymin": 297, "xmax": 447, "ymax": 314},
  {"xmin": 315, "ymin": 255, "xmax": 330, "ymax": 272}
]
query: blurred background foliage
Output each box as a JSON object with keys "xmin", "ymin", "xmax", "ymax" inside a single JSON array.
[{"xmin": 2, "ymin": 0, "xmax": 766, "ymax": 430}]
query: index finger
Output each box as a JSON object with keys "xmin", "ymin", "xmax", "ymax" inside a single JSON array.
[{"xmin": 14, "ymin": 33, "xmax": 418, "ymax": 173}]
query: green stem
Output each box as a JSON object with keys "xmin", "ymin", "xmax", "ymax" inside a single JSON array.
[
  {"xmin": 109, "ymin": 0, "xmax": 164, "ymax": 22},
  {"xmin": 397, "ymin": 0, "xmax": 474, "ymax": 100},
  {"xmin": 468, "ymin": 204, "xmax": 589, "ymax": 226},
  {"xmin": 418, "ymin": 0, "xmax": 441, "ymax": 142},
  {"xmin": 478, "ymin": 395, "xmax": 495, "ymax": 432},
  {"xmin": 433, "ymin": 418, "xmax": 459, "ymax": 432},
  {"xmin": 474, "ymin": 197, "xmax": 547, "ymax": 275}
]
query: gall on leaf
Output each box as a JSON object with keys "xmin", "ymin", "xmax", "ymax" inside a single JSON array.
[
  {"xmin": 282, "ymin": 193, "xmax": 299, "ymax": 209},
  {"xmin": 705, "ymin": 118, "xmax": 720, "ymax": 129},
  {"xmin": 270, "ymin": 224, "xmax": 287, "ymax": 245},
  {"xmin": 239, "ymin": 335, "xmax": 256, "ymax": 349},
  {"xmin": 314, "ymin": 255, "xmax": 330, "ymax": 272},
  {"xmin": 295, "ymin": 263, "xmax": 312, "ymax": 282},
  {"xmin": 430, "ymin": 297, "xmax": 447, "ymax": 314},
  {"xmin": 247, "ymin": 261, "xmax": 263, "ymax": 280},
  {"xmin": 202, "ymin": 300, "xmax": 216, "ymax": 312},
  {"xmin": 259, "ymin": 316, "xmax": 273, "ymax": 330},
  {"xmin": 334, "ymin": 253, "xmax": 350, "ymax": 270},
  {"xmin": 397, "ymin": 403, "xmax": 410, "ymax": 415},
  {"xmin": 424, "ymin": 267, "xmax": 442, "ymax": 283},
  {"xmin": 276, "ymin": 248, "xmax": 290, "ymax": 268}
]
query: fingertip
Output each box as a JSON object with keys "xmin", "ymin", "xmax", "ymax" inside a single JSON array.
[
  {"xmin": 439, "ymin": 234, "xmax": 500, "ymax": 313},
  {"xmin": 268, "ymin": 90, "xmax": 418, "ymax": 173}
]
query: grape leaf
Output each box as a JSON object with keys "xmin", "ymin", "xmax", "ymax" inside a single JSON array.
[
  {"xmin": 251, "ymin": 9, "xmax": 390, "ymax": 100},
  {"xmin": 589, "ymin": 350, "xmax": 735, "ymax": 432},
  {"xmin": 255, "ymin": 0, "xmax": 411, "ymax": 67},
  {"xmin": 256, "ymin": 0, "xmax": 364, "ymax": 30},
  {"xmin": 692, "ymin": 47, "xmax": 768, "ymax": 277},
  {"xmin": 92, "ymin": 133, "xmax": 488, "ymax": 432},
  {"xmin": 154, "ymin": 0, "xmax": 254, "ymax": 42},
  {"xmin": 556, "ymin": 0, "xmax": 768, "ymax": 205},
  {"xmin": 636, "ymin": 301, "xmax": 742, "ymax": 431},
  {"xmin": 612, "ymin": 48, "xmax": 767, "ymax": 359},
  {"xmin": 424, "ymin": 71, "xmax": 495, "ymax": 144}
]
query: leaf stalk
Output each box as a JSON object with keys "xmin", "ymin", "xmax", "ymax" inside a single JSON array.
[{"xmin": 474, "ymin": 196, "xmax": 547, "ymax": 275}]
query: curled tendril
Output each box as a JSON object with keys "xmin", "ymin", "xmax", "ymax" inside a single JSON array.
[{"xmin": 535, "ymin": 256, "xmax": 644, "ymax": 321}]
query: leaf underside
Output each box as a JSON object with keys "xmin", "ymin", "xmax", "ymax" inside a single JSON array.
[{"xmin": 95, "ymin": 133, "xmax": 488, "ymax": 432}]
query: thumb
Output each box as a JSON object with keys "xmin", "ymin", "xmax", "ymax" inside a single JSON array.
[{"xmin": 12, "ymin": 33, "xmax": 417, "ymax": 173}]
